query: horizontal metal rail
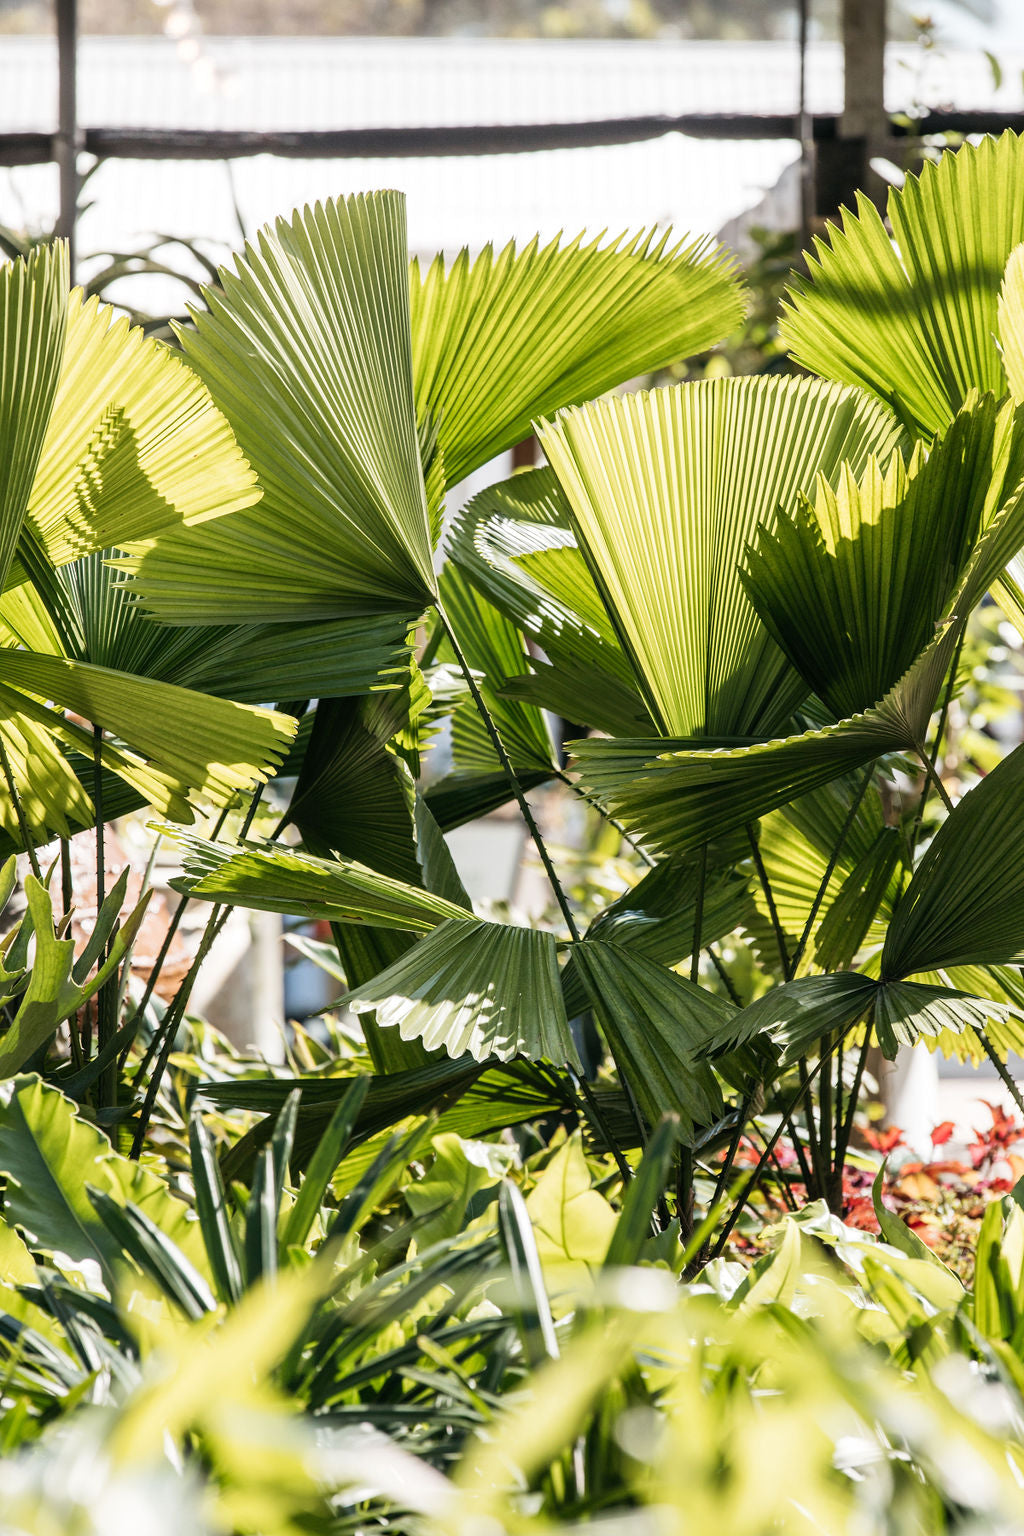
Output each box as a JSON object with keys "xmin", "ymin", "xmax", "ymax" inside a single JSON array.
[{"xmin": 2, "ymin": 110, "xmax": 1022, "ymax": 166}]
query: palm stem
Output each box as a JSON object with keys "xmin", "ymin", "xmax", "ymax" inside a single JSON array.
[
  {"xmin": 747, "ymin": 824, "xmax": 790, "ymax": 977},
  {"xmin": 789, "ymin": 763, "xmax": 874, "ymax": 977},
  {"xmin": 0, "ymin": 734, "xmax": 40, "ymax": 881},
  {"xmin": 690, "ymin": 842, "xmax": 708, "ymax": 985}
]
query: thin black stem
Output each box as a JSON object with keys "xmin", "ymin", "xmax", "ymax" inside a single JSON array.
[
  {"xmin": 785, "ymin": 1110, "xmax": 815, "ymax": 1190},
  {"xmin": 818, "ymin": 1037, "xmax": 834, "ymax": 1183},
  {"xmin": 835, "ymin": 1022, "xmax": 873, "ymax": 1175},
  {"xmin": 0, "ymin": 734, "xmax": 40, "ymax": 880},
  {"xmin": 440, "ymin": 606, "xmax": 580, "ymax": 941},
  {"xmin": 707, "ymin": 944, "xmax": 744, "ymax": 1007},
  {"xmin": 60, "ymin": 837, "xmax": 72, "ymax": 919},
  {"xmin": 747, "ymin": 824, "xmax": 790, "ymax": 978},
  {"xmin": 558, "ymin": 772, "xmax": 654, "ymax": 867},
  {"xmin": 130, "ymin": 902, "xmax": 231, "ymax": 1158},
  {"xmin": 93, "ymin": 724, "xmax": 116, "ymax": 1109},
  {"xmin": 910, "ymin": 630, "xmax": 965, "ymax": 858},
  {"xmin": 710, "ymin": 1093, "xmax": 752, "ymax": 1210},
  {"xmin": 690, "ymin": 842, "xmax": 708, "ymax": 986},
  {"xmin": 799, "ymin": 1057, "xmax": 828, "ymax": 1200},
  {"xmin": 915, "ymin": 741, "xmax": 955, "ymax": 816},
  {"xmin": 789, "ymin": 764, "xmax": 875, "ymax": 977},
  {"xmin": 835, "ymin": 1032, "xmax": 845, "ymax": 1166},
  {"xmin": 569, "ymin": 1064, "xmax": 633, "ymax": 1186},
  {"xmin": 709, "ymin": 1034, "xmax": 846, "ymax": 1261},
  {"xmin": 978, "ymin": 1028, "xmax": 1024, "ymax": 1123}
]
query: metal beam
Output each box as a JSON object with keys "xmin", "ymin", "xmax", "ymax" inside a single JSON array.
[{"xmin": 55, "ymin": 0, "xmax": 78, "ymax": 276}]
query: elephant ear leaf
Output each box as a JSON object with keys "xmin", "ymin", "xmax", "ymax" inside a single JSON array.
[
  {"xmin": 411, "ymin": 225, "xmax": 746, "ymax": 488},
  {"xmin": 780, "ymin": 130, "xmax": 1024, "ymax": 435}
]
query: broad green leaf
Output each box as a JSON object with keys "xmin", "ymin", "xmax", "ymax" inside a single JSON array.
[
  {"xmin": 537, "ymin": 375, "xmax": 903, "ymax": 737},
  {"xmin": 0, "ymin": 244, "xmax": 68, "ymax": 591},
  {"xmin": 568, "ymin": 940, "xmax": 729, "ymax": 1141},
  {"xmin": 346, "ymin": 917, "xmax": 579, "ymax": 1066},
  {"xmin": 581, "ymin": 850, "xmax": 754, "ymax": 975},
  {"xmin": 998, "ymin": 243, "xmax": 1024, "ymax": 402},
  {"xmin": 23, "ymin": 286, "xmax": 260, "ymax": 567},
  {"xmin": 0, "ymin": 1075, "xmax": 207, "ymax": 1286},
  {"xmin": 165, "ymin": 830, "xmax": 470, "ymax": 932},
  {"xmin": 0, "ymin": 874, "xmax": 151, "ymax": 1077},
  {"xmin": 524, "ymin": 1132, "xmax": 617, "ymax": 1266},
  {"xmin": 124, "ymin": 193, "xmax": 436, "ymax": 624},
  {"xmin": 882, "ymin": 742, "xmax": 1024, "ymax": 975},
  {"xmin": 780, "ymin": 130, "xmax": 1024, "ymax": 435},
  {"xmin": 406, "ymin": 1131, "xmax": 513, "ymax": 1247},
  {"xmin": 743, "ymin": 397, "xmax": 1024, "ymax": 718},
  {"xmin": 411, "ymin": 225, "xmax": 746, "ymax": 488},
  {"xmin": 709, "ymin": 972, "xmax": 877, "ymax": 1060},
  {"xmin": 871, "ymin": 979, "xmax": 1019, "ymax": 1058}
]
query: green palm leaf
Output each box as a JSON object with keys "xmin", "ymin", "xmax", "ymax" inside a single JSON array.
[
  {"xmin": 567, "ymin": 940, "xmax": 729, "ymax": 1140},
  {"xmin": 742, "ymin": 396, "xmax": 1024, "ymax": 719},
  {"xmin": 22, "ymin": 286, "xmax": 260, "ymax": 569},
  {"xmin": 537, "ymin": 375, "xmax": 904, "ymax": 738},
  {"xmin": 168, "ymin": 830, "xmax": 470, "ymax": 932},
  {"xmin": 447, "ymin": 466, "xmax": 649, "ymax": 735},
  {"xmin": 345, "ymin": 917, "xmax": 577, "ymax": 1066},
  {"xmin": 125, "ymin": 193, "xmax": 436, "ymax": 625},
  {"xmin": 998, "ymin": 244, "xmax": 1024, "ymax": 402},
  {"xmin": 882, "ymin": 743, "xmax": 1024, "ymax": 975},
  {"xmin": 779, "ymin": 130, "xmax": 1024, "ymax": 436},
  {"xmin": 0, "ymin": 244, "xmax": 67, "ymax": 591},
  {"xmin": 410, "ymin": 226, "xmax": 746, "ymax": 488}
]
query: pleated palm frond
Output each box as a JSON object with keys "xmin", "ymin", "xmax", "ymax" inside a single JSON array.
[
  {"xmin": 21, "ymin": 286, "xmax": 260, "ymax": 570},
  {"xmin": 0, "ymin": 244, "xmax": 67, "ymax": 592},
  {"xmin": 567, "ymin": 940, "xmax": 730, "ymax": 1141},
  {"xmin": 572, "ymin": 408, "xmax": 1024, "ymax": 859},
  {"xmin": 1, "ymin": 556, "xmax": 408, "ymax": 704},
  {"xmin": 537, "ymin": 375, "xmax": 904, "ymax": 738},
  {"xmin": 345, "ymin": 917, "xmax": 577, "ymax": 1066},
  {"xmin": 447, "ymin": 467, "xmax": 650, "ymax": 735},
  {"xmin": 779, "ymin": 131, "xmax": 1024, "ymax": 436},
  {"xmin": 123, "ymin": 193, "xmax": 436, "ymax": 625},
  {"xmin": 742, "ymin": 396, "xmax": 1024, "ymax": 720},
  {"xmin": 998, "ymin": 244, "xmax": 1024, "ymax": 402},
  {"xmin": 882, "ymin": 743, "xmax": 1024, "ymax": 976},
  {"xmin": 748, "ymin": 776, "xmax": 901, "ymax": 973},
  {"xmin": 439, "ymin": 562, "xmax": 555, "ymax": 779},
  {"xmin": 571, "ymin": 631, "xmax": 955, "ymax": 859},
  {"xmin": 168, "ymin": 830, "xmax": 471, "ymax": 932},
  {"xmin": 410, "ymin": 225, "xmax": 746, "ymax": 489}
]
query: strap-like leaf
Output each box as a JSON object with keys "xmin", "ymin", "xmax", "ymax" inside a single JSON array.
[
  {"xmin": 125, "ymin": 193, "xmax": 436, "ymax": 623},
  {"xmin": 883, "ymin": 743, "xmax": 1024, "ymax": 975},
  {"xmin": 167, "ymin": 830, "xmax": 471, "ymax": 932},
  {"xmin": 411, "ymin": 226, "xmax": 746, "ymax": 488},
  {"xmin": 780, "ymin": 130, "xmax": 1024, "ymax": 435},
  {"xmin": 346, "ymin": 917, "xmax": 578, "ymax": 1066},
  {"xmin": 0, "ymin": 244, "xmax": 68, "ymax": 591},
  {"xmin": 538, "ymin": 375, "xmax": 903, "ymax": 737}
]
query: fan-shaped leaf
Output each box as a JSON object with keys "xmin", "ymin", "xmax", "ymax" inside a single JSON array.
[
  {"xmin": 0, "ymin": 243, "xmax": 68, "ymax": 590},
  {"xmin": 411, "ymin": 226, "xmax": 746, "ymax": 488},
  {"xmin": 780, "ymin": 130, "xmax": 1024, "ymax": 435},
  {"xmin": 743, "ymin": 396, "xmax": 1024, "ymax": 718},
  {"xmin": 999, "ymin": 243, "xmax": 1024, "ymax": 403},
  {"xmin": 346, "ymin": 918, "xmax": 577, "ymax": 1066},
  {"xmin": 882, "ymin": 742, "xmax": 1024, "ymax": 976},
  {"xmin": 567, "ymin": 940, "xmax": 730, "ymax": 1140},
  {"xmin": 167, "ymin": 830, "xmax": 470, "ymax": 932},
  {"xmin": 537, "ymin": 375, "xmax": 904, "ymax": 737},
  {"xmin": 125, "ymin": 193, "xmax": 436, "ymax": 624}
]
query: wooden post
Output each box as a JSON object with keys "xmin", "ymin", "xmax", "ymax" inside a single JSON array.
[
  {"xmin": 55, "ymin": 0, "xmax": 78, "ymax": 278},
  {"xmin": 816, "ymin": 0, "xmax": 888, "ymax": 216}
]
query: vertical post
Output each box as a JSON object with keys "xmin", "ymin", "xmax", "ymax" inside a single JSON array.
[
  {"xmin": 816, "ymin": 0, "xmax": 888, "ymax": 216},
  {"xmin": 797, "ymin": 0, "xmax": 813, "ymax": 252},
  {"xmin": 55, "ymin": 0, "xmax": 78, "ymax": 278}
]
